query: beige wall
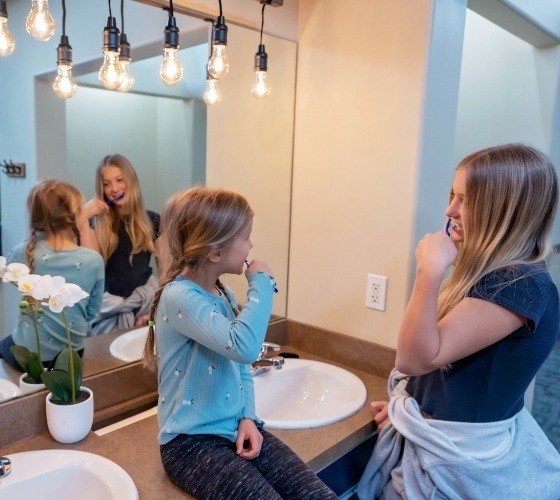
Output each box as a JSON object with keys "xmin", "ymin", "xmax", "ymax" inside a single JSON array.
[{"xmin": 288, "ymin": 0, "xmax": 433, "ymax": 348}]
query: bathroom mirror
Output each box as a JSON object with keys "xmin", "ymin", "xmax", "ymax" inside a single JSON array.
[{"xmin": 0, "ymin": 3, "xmax": 296, "ymax": 403}]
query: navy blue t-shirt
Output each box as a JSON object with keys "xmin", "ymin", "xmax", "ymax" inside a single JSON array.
[
  {"xmin": 405, "ymin": 263, "xmax": 559, "ymax": 423},
  {"xmin": 105, "ymin": 210, "xmax": 160, "ymax": 298}
]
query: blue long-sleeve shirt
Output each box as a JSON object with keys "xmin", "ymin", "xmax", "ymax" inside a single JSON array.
[{"xmin": 155, "ymin": 272, "xmax": 275, "ymax": 444}]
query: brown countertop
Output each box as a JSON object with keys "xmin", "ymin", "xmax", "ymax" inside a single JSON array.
[{"xmin": 2, "ymin": 347, "xmax": 388, "ymax": 499}]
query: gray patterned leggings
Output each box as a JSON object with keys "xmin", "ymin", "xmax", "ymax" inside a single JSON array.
[{"xmin": 160, "ymin": 429, "xmax": 338, "ymax": 499}]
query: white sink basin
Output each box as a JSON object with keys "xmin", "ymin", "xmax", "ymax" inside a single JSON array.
[
  {"xmin": 0, "ymin": 378, "xmax": 20, "ymax": 402},
  {"xmin": 253, "ymin": 358, "xmax": 367, "ymax": 429},
  {"xmin": 109, "ymin": 327, "xmax": 149, "ymax": 362},
  {"xmin": 0, "ymin": 450, "xmax": 138, "ymax": 499}
]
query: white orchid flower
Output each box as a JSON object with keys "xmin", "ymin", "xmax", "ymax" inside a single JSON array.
[
  {"xmin": 47, "ymin": 293, "xmax": 70, "ymax": 313},
  {"xmin": 61, "ymin": 283, "xmax": 89, "ymax": 306},
  {"xmin": 17, "ymin": 274, "xmax": 42, "ymax": 296},
  {"xmin": 33, "ymin": 275, "xmax": 66, "ymax": 301},
  {"xmin": 0, "ymin": 256, "xmax": 6, "ymax": 279},
  {"xmin": 2, "ymin": 262, "xmax": 30, "ymax": 283}
]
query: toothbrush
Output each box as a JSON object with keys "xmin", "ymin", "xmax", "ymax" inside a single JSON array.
[
  {"xmin": 107, "ymin": 192, "xmax": 125, "ymax": 205},
  {"xmin": 245, "ymin": 260, "xmax": 278, "ymax": 293},
  {"xmin": 445, "ymin": 219, "xmax": 452, "ymax": 236}
]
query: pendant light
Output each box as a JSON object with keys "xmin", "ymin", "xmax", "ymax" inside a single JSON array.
[
  {"xmin": 160, "ymin": 0, "xmax": 183, "ymax": 86},
  {"xmin": 207, "ymin": 0, "xmax": 229, "ymax": 79},
  {"xmin": 52, "ymin": 0, "xmax": 76, "ymax": 99},
  {"xmin": 117, "ymin": 0, "xmax": 133, "ymax": 92},
  {"xmin": 251, "ymin": 2, "xmax": 270, "ymax": 99},
  {"xmin": 26, "ymin": 0, "xmax": 56, "ymax": 41},
  {"xmin": 98, "ymin": 0, "xmax": 124, "ymax": 90},
  {"xmin": 0, "ymin": 0, "xmax": 15, "ymax": 57}
]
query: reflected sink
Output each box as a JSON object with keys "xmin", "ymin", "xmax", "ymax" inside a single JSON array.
[
  {"xmin": 253, "ymin": 358, "xmax": 367, "ymax": 429},
  {"xmin": 0, "ymin": 450, "xmax": 138, "ymax": 499},
  {"xmin": 0, "ymin": 379, "xmax": 20, "ymax": 402},
  {"xmin": 109, "ymin": 326, "xmax": 149, "ymax": 362}
]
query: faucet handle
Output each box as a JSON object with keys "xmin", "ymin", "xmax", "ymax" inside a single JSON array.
[
  {"xmin": 0, "ymin": 457, "xmax": 11, "ymax": 478},
  {"xmin": 260, "ymin": 342, "xmax": 281, "ymax": 358}
]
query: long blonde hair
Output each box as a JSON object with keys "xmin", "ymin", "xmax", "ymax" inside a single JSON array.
[
  {"xmin": 143, "ymin": 186, "xmax": 254, "ymax": 369},
  {"xmin": 93, "ymin": 154, "xmax": 155, "ymax": 262},
  {"xmin": 438, "ymin": 143, "xmax": 558, "ymax": 319},
  {"xmin": 25, "ymin": 180, "xmax": 83, "ymax": 272}
]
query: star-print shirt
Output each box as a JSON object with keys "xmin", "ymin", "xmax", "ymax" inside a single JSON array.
[
  {"xmin": 156, "ymin": 271, "xmax": 275, "ymax": 444},
  {"xmin": 8, "ymin": 240, "xmax": 105, "ymax": 360}
]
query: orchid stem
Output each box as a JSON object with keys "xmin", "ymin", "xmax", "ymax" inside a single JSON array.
[{"xmin": 61, "ymin": 310, "xmax": 76, "ymax": 404}]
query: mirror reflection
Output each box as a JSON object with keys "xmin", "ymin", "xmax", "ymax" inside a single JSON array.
[{"xmin": 0, "ymin": 6, "xmax": 296, "ymax": 403}]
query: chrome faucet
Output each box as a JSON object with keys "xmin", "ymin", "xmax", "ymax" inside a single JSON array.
[
  {"xmin": 0, "ymin": 457, "xmax": 11, "ymax": 479},
  {"xmin": 251, "ymin": 342, "xmax": 284, "ymax": 376}
]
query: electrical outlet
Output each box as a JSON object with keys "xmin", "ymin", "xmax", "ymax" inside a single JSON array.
[{"xmin": 365, "ymin": 274, "xmax": 387, "ymax": 311}]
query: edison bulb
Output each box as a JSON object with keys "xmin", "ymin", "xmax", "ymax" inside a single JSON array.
[
  {"xmin": 251, "ymin": 71, "xmax": 271, "ymax": 99},
  {"xmin": 26, "ymin": 0, "xmax": 55, "ymax": 41},
  {"xmin": 53, "ymin": 64, "xmax": 77, "ymax": 99},
  {"xmin": 207, "ymin": 44, "xmax": 229, "ymax": 79},
  {"xmin": 99, "ymin": 51, "xmax": 124, "ymax": 90},
  {"xmin": 117, "ymin": 62, "xmax": 134, "ymax": 92},
  {"xmin": 0, "ymin": 18, "xmax": 15, "ymax": 56},
  {"xmin": 160, "ymin": 47, "xmax": 183, "ymax": 86},
  {"xmin": 203, "ymin": 78, "xmax": 222, "ymax": 106}
]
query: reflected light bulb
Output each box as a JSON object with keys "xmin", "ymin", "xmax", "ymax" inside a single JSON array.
[
  {"xmin": 53, "ymin": 64, "xmax": 76, "ymax": 99},
  {"xmin": 251, "ymin": 70, "xmax": 271, "ymax": 99},
  {"xmin": 207, "ymin": 44, "xmax": 229, "ymax": 79},
  {"xmin": 203, "ymin": 78, "xmax": 221, "ymax": 106},
  {"xmin": 160, "ymin": 47, "xmax": 183, "ymax": 86},
  {"xmin": 117, "ymin": 62, "xmax": 134, "ymax": 92},
  {"xmin": 26, "ymin": 0, "xmax": 55, "ymax": 42},
  {"xmin": 99, "ymin": 51, "xmax": 124, "ymax": 90},
  {"xmin": 0, "ymin": 18, "xmax": 15, "ymax": 57}
]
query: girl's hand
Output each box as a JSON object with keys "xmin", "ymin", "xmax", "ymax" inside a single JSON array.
[
  {"xmin": 245, "ymin": 259, "xmax": 272, "ymax": 277},
  {"xmin": 236, "ymin": 418, "xmax": 263, "ymax": 460},
  {"xmin": 82, "ymin": 198, "xmax": 108, "ymax": 219},
  {"xmin": 371, "ymin": 401, "xmax": 390, "ymax": 431},
  {"xmin": 415, "ymin": 231, "xmax": 458, "ymax": 279}
]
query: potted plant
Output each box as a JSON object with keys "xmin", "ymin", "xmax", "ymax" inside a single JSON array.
[{"xmin": 1, "ymin": 257, "xmax": 93, "ymax": 443}]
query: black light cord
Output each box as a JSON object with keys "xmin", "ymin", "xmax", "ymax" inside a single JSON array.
[
  {"xmin": 218, "ymin": 0, "xmax": 223, "ymax": 17},
  {"xmin": 107, "ymin": 0, "xmax": 112, "ymax": 18},
  {"xmin": 169, "ymin": 0, "xmax": 174, "ymax": 18},
  {"xmin": 120, "ymin": 0, "xmax": 124, "ymax": 33},
  {"xmin": 259, "ymin": 2, "xmax": 265, "ymax": 45},
  {"xmin": 61, "ymin": 0, "xmax": 66, "ymax": 36}
]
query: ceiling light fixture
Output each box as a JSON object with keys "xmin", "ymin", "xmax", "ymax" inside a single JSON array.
[
  {"xmin": 52, "ymin": 0, "xmax": 76, "ymax": 99},
  {"xmin": 160, "ymin": 0, "xmax": 183, "ymax": 86},
  {"xmin": 251, "ymin": 2, "xmax": 270, "ymax": 99},
  {"xmin": 117, "ymin": 0, "xmax": 133, "ymax": 92},
  {"xmin": 0, "ymin": 0, "xmax": 15, "ymax": 57},
  {"xmin": 99, "ymin": 0, "xmax": 124, "ymax": 90},
  {"xmin": 26, "ymin": 0, "xmax": 56, "ymax": 41},
  {"xmin": 207, "ymin": 0, "xmax": 229, "ymax": 79}
]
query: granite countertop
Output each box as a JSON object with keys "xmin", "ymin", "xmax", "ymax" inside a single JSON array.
[{"xmin": 2, "ymin": 347, "xmax": 388, "ymax": 499}]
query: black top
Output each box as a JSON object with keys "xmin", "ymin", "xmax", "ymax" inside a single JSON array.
[
  {"xmin": 406, "ymin": 263, "xmax": 559, "ymax": 422},
  {"xmin": 104, "ymin": 210, "xmax": 160, "ymax": 298}
]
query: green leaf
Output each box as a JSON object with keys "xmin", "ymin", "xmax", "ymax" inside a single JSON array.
[
  {"xmin": 54, "ymin": 347, "xmax": 83, "ymax": 390},
  {"xmin": 26, "ymin": 352, "xmax": 44, "ymax": 383},
  {"xmin": 40, "ymin": 370, "xmax": 73, "ymax": 404},
  {"xmin": 9, "ymin": 344, "xmax": 32, "ymax": 373}
]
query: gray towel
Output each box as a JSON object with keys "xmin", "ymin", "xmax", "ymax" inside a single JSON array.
[{"xmin": 89, "ymin": 274, "xmax": 158, "ymax": 335}]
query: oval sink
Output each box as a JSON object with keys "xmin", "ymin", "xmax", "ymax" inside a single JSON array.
[
  {"xmin": 109, "ymin": 326, "xmax": 149, "ymax": 362},
  {"xmin": 0, "ymin": 378, "xmax": 20, "ymax": 402},
  {"xmin": 253, "ymin": 358, "xmax": 367, "ymax": 429},
  {"xmin": 1, "ymin": 450, "xmax": 138, "ymax": 499}
]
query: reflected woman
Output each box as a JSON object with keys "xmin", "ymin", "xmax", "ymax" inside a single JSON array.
[{"xmin": 79, "ymin": 154, "xmax": 160, "ymax": 335}]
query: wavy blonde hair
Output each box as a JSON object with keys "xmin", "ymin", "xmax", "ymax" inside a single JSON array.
[
  {"xmin": 25, "ymin": 180, "xmax": 83, "ymax": 272},
  {"xmin": 93, "ymin": 154, "xmax": 155, "ymax": 262},
  {"xmin": 143, "ymin": 186, "xmax": 254, "ymax": 369},
  {"xmin": 438, "ymin": 143, "xmax": 558, "ymax": 320}
]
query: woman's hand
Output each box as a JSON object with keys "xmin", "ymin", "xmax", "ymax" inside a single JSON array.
[
  {"xmin": 236, "ymin": 418, "xmax": 263, "ymax": 460},
  {"xmin": 415, "ymin": 231, "xmax": 458, "ymax": 281},
  {"xmin": 371, "ymin": 401, "xmax": 390, "ymax": 431},
  {"xmin": 245, "ymin": 259, "xmax": 272, "ymax": 278},
  {"xmin": 82, "ymin": 198, "xmax": 109, "ymax": 220}
]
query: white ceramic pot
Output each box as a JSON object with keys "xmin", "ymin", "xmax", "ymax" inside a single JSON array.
[
  {"xmin": 19, "ymin": 372, "xmax": 46, "ymax": 395},
  {"xmin": 45, "ymin": 387, "xmax": 94, "ymax": 444}
]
